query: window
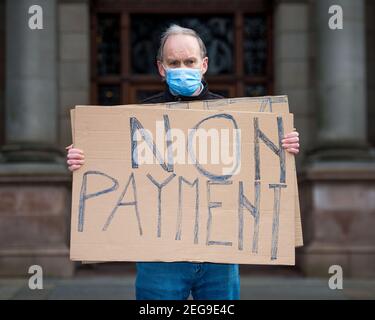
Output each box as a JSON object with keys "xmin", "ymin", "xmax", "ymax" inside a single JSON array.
[
  {"xmin": 131, "ymin": 15, "xmax": 234, "ymax": 75},
  {"xmin": 91, "ymin": 0, "xmax": 273, "ymax": 105}
]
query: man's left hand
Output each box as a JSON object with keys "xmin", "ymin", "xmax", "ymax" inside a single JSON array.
[{"xmin": 282, "ymin": 131, "xmax": 300, "ymax": 154}]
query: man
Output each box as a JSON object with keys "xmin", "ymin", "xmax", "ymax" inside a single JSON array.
[{"xmin": 66, "ymin": 24, "xmax": 300, "ymax": 300}]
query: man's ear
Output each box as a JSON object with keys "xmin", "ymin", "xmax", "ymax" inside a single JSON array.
[
  {"xmin": 201, "ymin": 57, "xmax": 208, "ymax": 75},
  {"xmin": 157, "ymin": 60, "xmax": 166, "ymax": 78}
]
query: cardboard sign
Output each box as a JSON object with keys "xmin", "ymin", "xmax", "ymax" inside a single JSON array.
[
  {"xmin": 70, "ymin": 95, "xmax": 303, "ymax": 254},
  {"xmin": 77, "ymin": 95, "xmax": 302, "ymax": 247},
  {"xmin": 142, "ymin": 95, "xmax": 289, "ymax": 111},
  {"xmin": 109, "ymin": 96, "xmax": 303, "ymax": 247},
  {"xmin": 70, "ymin": 105, "xmax": 297, "ymax": 265}
]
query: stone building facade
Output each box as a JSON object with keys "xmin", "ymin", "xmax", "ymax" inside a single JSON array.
[{"xmin": 0, "ymin": 0, "xmax": 374, "ymax": 277}]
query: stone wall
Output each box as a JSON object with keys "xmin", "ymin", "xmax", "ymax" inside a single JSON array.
[
  {"xmin": 58, "ymin": 0, "xmax": 90, "ymax": 150},
  {"xmin": 0, "ymin": 178, "xmax": 74, "ymax": 277},
  {"xmin": 0, "ymin": 0, "xmax": 75, "ymax": 277},
  {"xmin": 0, "ymin": 0, "xmax": 374, "ymax": 278},
  {"xmin": 273, "ymin": 0, "xmax": 316, "ymax": 170},
  {"xmin": 366, "ymin": 0, "xmax": 375, "ymax": 148},
  {"xmin": 0, "ymin": 0, "xmax": 4, "ymax": 147}
]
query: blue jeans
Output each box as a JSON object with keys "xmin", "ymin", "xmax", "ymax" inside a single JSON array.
[{"xmin": 135, "ymin": 262, "xmax": 240, "ymax": 300}]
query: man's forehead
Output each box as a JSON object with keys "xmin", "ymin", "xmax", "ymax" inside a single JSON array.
[{"xmin": 163, "ymin": 34, "xmax": 201, "ymax": 59}]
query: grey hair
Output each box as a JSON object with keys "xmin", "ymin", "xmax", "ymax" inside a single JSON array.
[{"xmin": 157, "ymin": 24, "xmax": 207, "ymax": 62}]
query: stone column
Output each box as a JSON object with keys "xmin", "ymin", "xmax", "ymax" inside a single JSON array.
[
  {"xmin": 312, "ymin": 0, "xmax": 370, "ymax": 160},
  {"xmin": 0, "ymin": 0, "xmax": 74, "ymax": 277},
  {"xmin": 2, "ymin": 0, "xmax": 61, "ymax": 162},
  {"xmin": 298, "ymin": 0, "xmax": 375, "ymax": 278}
]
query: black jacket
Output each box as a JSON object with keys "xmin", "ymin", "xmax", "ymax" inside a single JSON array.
[{"xmin": 141, "ymin": 80, "xmax": 223, "ymax": 104}]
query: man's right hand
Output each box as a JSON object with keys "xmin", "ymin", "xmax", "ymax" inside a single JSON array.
[{"xmin": 66, "ymin": 144, "xmax": 85, "ymax": 172}]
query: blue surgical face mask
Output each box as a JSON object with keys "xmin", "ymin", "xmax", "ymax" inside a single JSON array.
[{"xmin": 163, "ymin": 65, "xmax": 202, "ymax": 96}]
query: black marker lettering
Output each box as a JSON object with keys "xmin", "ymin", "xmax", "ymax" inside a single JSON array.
[
  {"xmin": 188, "ymin": 113, "xmax": 240, "ymax": 181},
  {"xmin": 147, "ymin": 173, "xmax": 176, "ymax": 238},
  {"xmin": 238, "ymin": 181, "xmax": 261, "ymax": 252},
  {"xmin": 254, "ymin": 117, "xmax": 286, "ymax": 183},
  {"xmin": 102, "ymin": 172, "xmax": 142, "ymax": 235},
  {"xmin": 206, "ymin": 180, "xmax": 233, "ymax": 246},
  {"xmin": 175, "ymin": 176, "xmax": 199, "ymax": 244},
  {"xmin": 130, "ymin": 115, "xmax": 174, "ymax": 172},
  {"xmin": 269, "ymin": 183, "xmax": 287, "ymax": 260},
  {"xmin": 78, "ymin": 171, "xmax": 119, "ymax": 232}
]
